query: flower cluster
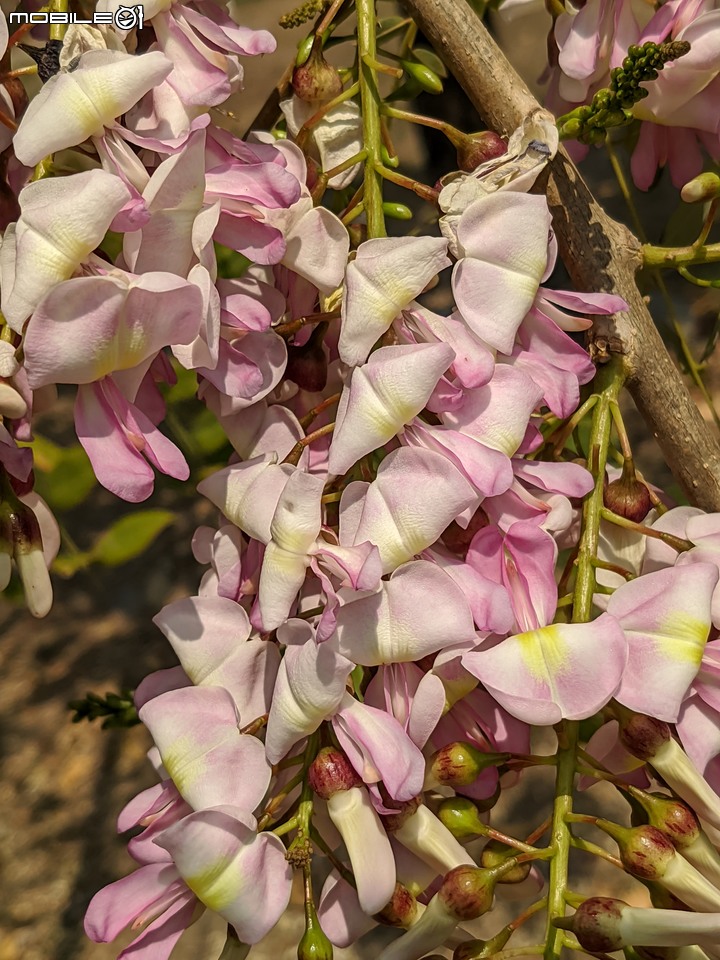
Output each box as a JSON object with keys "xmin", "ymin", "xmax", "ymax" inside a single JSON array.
[
  {"xmin": 3, "ymin": 2, "xmax": 720, "ymax": 959},
  {"xmin": 547, "ymin": 0, "xmax": 720, "ymax": 188}
]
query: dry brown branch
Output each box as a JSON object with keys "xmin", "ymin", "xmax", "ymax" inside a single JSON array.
[{"xmin": 401, "ymin": 0, "xmax": 720, "ymax": 511}]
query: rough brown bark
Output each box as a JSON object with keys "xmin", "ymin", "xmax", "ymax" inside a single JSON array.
[{"xmin": 402, "ymin": 0, "xmax": 720, "ymax": 511}]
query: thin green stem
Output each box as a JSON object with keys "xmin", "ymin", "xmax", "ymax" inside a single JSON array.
[
  {"xmin": 545, "ymin": 360, "xmax": 626, "ymax": 960},
  {"xmin": 643, "ymin": 240, "xmax": 720, "ymax": 269},
  {"xmin": 599, "ymin": 507, "xmax": 692, "ymax": 550},
  {"xmin": 356, "ymin": 0, "xmax": 386, "ymax": 238},
  {"xmin": 573, "ymin": 362, "xmax": 624, "ymax": 622}
]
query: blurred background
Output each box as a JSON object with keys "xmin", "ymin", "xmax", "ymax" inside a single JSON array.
[{"xmin": 1, "ymin": 1, "xmax": 718, "ymax": 958}]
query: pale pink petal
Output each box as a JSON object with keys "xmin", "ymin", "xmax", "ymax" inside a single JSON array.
[
  {"xmin": 339, "ymin": 237, "xmax": 450, "ymax": 367},
  {"xmin": 329, "ymin": 343, "xmax": 455, "ymax": 475},
  {"xmin": 453, "ymin": 193, "xmax": 552, "ymax": 354},
  {"xmin": 609, "ymin": 564, "xmax": 718, "ymax": 722},
  {"xmin": 333, "ymin": 693, "xmax": 425, "ymax": 801},
  {"xmin": 318, "ymin": 871, "xmax": 375, "ymax": 948},
  {"xmin": 462, "ymin": 615, "xmax": 627, "ymax": 724},
  {"xmin": 265, "ymin": 640, "xmax": 354, "ymax": 763},
  {"xmin": 84, "ymin": 863, "xmax": 183, "ymax": 942},
  {"xmin": 139, "ymin": 686, "xmax": 271, "ymax": 813},
  {"xmin": 346, "ymin": 447, "xmax": 478, "ymax": 574},
  {"xmin": 334, "ymin": 560, "xmax": 476, "ymax": 665},
  {"xmin": 156, "ymin": 807, "xmax": 293, "ymax": 944}
]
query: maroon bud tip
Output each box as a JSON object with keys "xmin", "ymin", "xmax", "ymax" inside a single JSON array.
[
  {"xmin": 307, "ymin": 747, "xmax": 361, "ymax": 800},
  {"xmin": 438, "ymin": 865, "xmax": 496, "ymax": 921},
  {"xmin": 617, "ymin": 711, "xmax": 671, "ymax": 761},
  {"xmin": 441, "ymin": 507, "xmax": 489, "ymax": 557},
  {"xmin": 572, "ymin": 898, "xmax": 626, "ymax": 953},
  {"xmin": 382, "ymin": 795, "xmax": 422, "ymax": 833}
]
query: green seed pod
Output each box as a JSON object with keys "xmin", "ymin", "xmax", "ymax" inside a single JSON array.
[
  {"xmin": 297, "ymin": 922, "xmax": 333, "ymax": 960},
  {"xmin": 380, "ymin": 145, "xmax": 400, "ymax": 168},
  {"xmin": 401, "ymin": 59, "xmax": 444, "ymax": 94},
  {"xmin": 382, "ymin": 201, "xmax": 413, "ymax": 221},
  {"xmin": 296, "ymin": 34, "xmax": 315, "ymax": 67}
]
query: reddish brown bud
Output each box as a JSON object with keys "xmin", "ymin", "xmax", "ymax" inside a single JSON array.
[
  {"xmin": 617, "ymin": 710, "xmax": 672, "ymax": 761},
  {"xmin": 381, "ymin": 795, "xmax": 422, "ymax": 833},
  {"xmin": 438, "ymin": 865, "xmax": 499, "ymax": 921},
  {"xmin": 307, "ymin": 747, "xmax": 361, "ymax": 800},
  {"xmin": 597, "ymin": 820, "xmax": 675, "ymax": 880},
  {"xmin": 630, "ymin": 788, "xmax": 701, "ymax": 850},
  {"xmin": 570, "ymin": 898, "xmax": 626, "ymax": 953},
  {"xmin": 603, "ymin": 461, "xmax": 652, "ymax": 522},
  {"xmin": 292, "ymin": 38, "xmax": 342, "ymax": 103},
  {"xmin": 455, "ymin": 131, "xmax": 507, "ymax": 172},
  {"xmin": 374, "ymin": 883, "xmax": 419, "ymax": 927}
]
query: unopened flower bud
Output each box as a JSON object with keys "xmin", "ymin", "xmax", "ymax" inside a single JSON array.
[
  {"xmin": 566, "ymin": 897, "xmax": 720, "ymax": 951},
  {"xmin": 619, "ymin": 715, "xmax": 720, "ymax": 833},
  {"xmin": 598, "ymin": 820, "xmax": 720, "ymax": 911},
  {"xmin": 453, "ymin": 131, "xmax": 507, "ymax": 173},
  {"xmin": 375, "ymin": 883, "xmax": 420, "ymax": 928},
  {"xmin": 308, "ymin": 747, "xmax": 361, "ymax": 800},
  {"xmin": 427, "ymin": 742, "xmax": 508, "ymax": 789},
  {"xmin": 480, "ymin": 840, "xmax": 531, "ymax": 883},
  {"xmin": 568, "ymin": 898, "xmax": 626, "ymax": 952},
  {"xmin": 292, "ymin": 38, "xmax": 342, "ymax": 103},
  {"xmin": 616, "ymin": 708, "xmax": 671, "ymax": 761},
  {"xmin": 5, "ymin": 498, "xmax": 53, "ymax": 618},
  {"xmin": 596, "ymin": 820, "xmax": 675, "ymax": 880},
  {"xmin": 438, "ymin": 864, "xmax": 506, "ymax": 921},
  {"xmin": 604, "ymin": 460, "xmax": 652, "ymax": 522},
  {"xmin": 382, "ymin": 202, "xmax": 413, "ymax": 221},
  {"xmin": 401, "ymin": 59, "xmax": 443, "ymax": 94},
  {"xmin": 628, "ymin": 788, "xmax": 700, "ymax": 850},
  {"xmin": 453, "ymin": 926, "xmax": 513, "ymax": 960},
  {"xmin": 437, "ymin": 796, "xmax": 486, "ymax": 840},
  {"xmin": 681, "ymin": 173, "xmax": 720, "ymax": 204},
  {"xmin": 389, "ymin": 802, "xmax": 474, "ymax": 876}
]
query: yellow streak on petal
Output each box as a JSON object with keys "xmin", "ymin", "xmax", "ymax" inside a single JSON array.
[
  {"xmin": 184, "ymin": 856, "xmax": 241, "ymax": 913},
  {"xmin": 162, "ymin": 735, "xmax": 205, "ymax": 796},
  {"xmin": 516, "ymin": 625, "xmax": 568, "ymax": 681},
  {"xmin": 653, "ymin": 612, "xmax": 709, "ymax": 665}
]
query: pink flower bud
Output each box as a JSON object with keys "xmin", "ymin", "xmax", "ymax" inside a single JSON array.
[
  {"xmin": 308, "ymin": 747, "xmax": 362, "ymax": 800},
  {"xmin": 630, "ymin": 788, "xmax": 701, "ymax": 850},
  {"xmin": 292, "ymin": 39, "xmax": 343, "ymax": 103},
  {"xmin": 604, "ymin": 462, "xmax": 652, "ymax": 522},
  {"xmin": 453, "ymin": 131, "xmax": 507, "ymax": 173}
]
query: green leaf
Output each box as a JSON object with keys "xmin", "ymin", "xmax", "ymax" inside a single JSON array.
[
  {"xmin": 29, "ymin": 435, "xmax": 97, "ymax": 511},
  {"xmin": 190, "ymin": 407, "xmax": 232, "ymax": 456},
  {"xmin": 90, "ymin": 510, "xmax": 175, "ymax": 566}
]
